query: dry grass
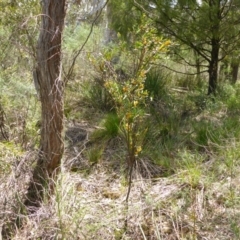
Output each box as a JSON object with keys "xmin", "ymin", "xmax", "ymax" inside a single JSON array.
[
  {"xmin": 1, "ymin": 83, "xmax": 240, "ymax": 239},
  {"xmin": 1, "ymin": 139, "xmax": 240, "ymax": 240}
]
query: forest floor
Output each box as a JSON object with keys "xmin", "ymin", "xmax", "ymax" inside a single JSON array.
[{"xmin": 1, "ymin": 116, "xmax": 240, "ymax": 240}]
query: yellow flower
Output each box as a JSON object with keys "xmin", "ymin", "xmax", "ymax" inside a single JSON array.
[
  {"xmin": 136, "ymin": 146, "xmax": 142, "ymax": 152},
  {"xmin": 159, "ymin": 40, "xmax": 171, "ymax": 50},
  {"xmin": 135, "ymin": 146, "xmax": 142, "ymax": 156},
  {"xmin": 133, "ymin": 101, "xmax": 138, "ymax": 107},
  {"xmin": 139, "ymin": 71, "xmax": 146, "ymax": 78},
  {"xmin": 122, "ymin": 86, "xmax": 128, "ymax": 92},
  {"xmin": 165, "ymin": 40, "xmax": 171, "ymax": 46},
  {"xmin": 126, "ymin": 112, "xmax": 132, "ymax": 120}
]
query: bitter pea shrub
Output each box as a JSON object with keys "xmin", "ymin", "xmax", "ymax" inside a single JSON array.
[{"xmin": 91, "ymin": 16, "xmax": 171, "ymax": 177}]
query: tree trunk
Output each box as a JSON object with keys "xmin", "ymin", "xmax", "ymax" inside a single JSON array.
[
  {"xmin": 36, "ymin": 0, "xmax": 66, "ymax": 177},
  {"xmin": 25, "ymin": 0, "xmax": 66, "ymax": 207},
  {"xmin": 208, "ymin": 0, "xmax": 220, "ymax": 95},
  {"xmin": 208, "ymin": 43, "xmax": 219, "ymax": 95},
  {"xmin": 208, "ymin": 55, "xmax": 219, "ymax": 95}
]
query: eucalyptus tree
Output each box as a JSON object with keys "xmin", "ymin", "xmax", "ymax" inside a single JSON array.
[
  {"xmin": 24, "ymin": 0, "xmax": 68, "ymax": 208},
  {"xmin": 135, "ymin": 0, "xmax": 240, "ymax": 94},
  {"xmin": 35, "ymin": 0, "xmax": 67, "ymax": 178}
]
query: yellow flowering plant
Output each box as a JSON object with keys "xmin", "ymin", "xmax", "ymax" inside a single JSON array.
[{"xmin": 89, "ymin": 15, "xmax": 171, "ymax": 201}]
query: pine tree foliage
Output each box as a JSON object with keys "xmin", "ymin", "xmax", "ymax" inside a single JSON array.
[
  {"xmin": 105, "ymin": 0, "xmax": 240, "ymax": 93},
  {"xmin": 133, "ymin": 0, "xmax": 240, "ymax": 94}
]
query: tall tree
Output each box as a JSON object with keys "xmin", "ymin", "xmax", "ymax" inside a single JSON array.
[{"xmin": 27, "ymin": 0, "xmax": 67, "ymax": 206}]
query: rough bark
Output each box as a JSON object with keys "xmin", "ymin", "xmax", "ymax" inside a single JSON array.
[
  {"xmin": 25, "ymin": 0, "xmax": 66, "ymax": 208},
  {"xmin": 36, "ymin": 0, "xmax": 66, "ymax": 177}
]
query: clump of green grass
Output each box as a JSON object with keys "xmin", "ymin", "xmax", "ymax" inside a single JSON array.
[
  {"xmin": 91, "ymin": 113, "xmax": 120, "ymax": 142},
  {"xmin": 144, "ymin": 69, "xmax": 168, "ymax": 101},
  {"xmin": 192, "ymin": 122, "xmax": 222, "ymax": 148},
  {"xmin": 177, "ymin": 149, "xmax": 203, "ymax": 188},
  {"xmin": 82, "ymin": 80, "xmax": 115, "ymax": 112},
  {"xmin": 86, "ymin": 146, "xmax": 104, "ymax": 165}
]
